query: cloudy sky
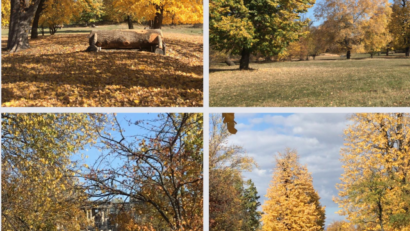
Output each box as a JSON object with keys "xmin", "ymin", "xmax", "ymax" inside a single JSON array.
[{"xmin": 225, "ymin": 113, "xmax": 353, "ymax": 227}]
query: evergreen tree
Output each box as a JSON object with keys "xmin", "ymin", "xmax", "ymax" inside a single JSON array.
[{"xmin": 242, "ymin": 179, "xmax": 262, "ymax": 231}]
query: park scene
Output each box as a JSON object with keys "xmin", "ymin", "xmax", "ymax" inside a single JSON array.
[
  {"xmin": 1, "ymin": 0, "xmax": 203, "ymax": 107},
  {"xmin": 210, "ymin": 113, "xmax": 410, "ymax": 230},
  {"xmin": 209, "ymin": 0, "xmax": 410, "ymax": 107},
  {"xmin": 2, "ymin": 113, "xmax": 203, "ymax": 230}
]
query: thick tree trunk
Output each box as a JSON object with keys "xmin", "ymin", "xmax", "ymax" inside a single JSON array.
[
  {"xmin": 313, "ymin": 55, "xmax": 316, "ymax": 60},
  {"xmin": 31, "ymin": 0, "xmax": 46, "ymax": 39},
  {"xmin": 406, "ymin": 47, "xmax": 410, "ymax": 57},
  {"xmin": 153, "ymin": 5, "xmax": 164, "ymax": 29},
  {"xmin": 127, "ymin": 15, "xmax": 134, "ymax": 29},
  {"xmin": 225, "ymin": 48, "xmax": 235, "ymax": 66},
  {"xmin": 86, "ymin": 29, "xmax": 165, "ymax": 54},
  {"xmin": 239, "ymin": 47, "xmax": 251, "ymax": 70},
  {"xmin": 7, "ymin": 0, "xmax": 41, "ymax": 52},
  {"xmin": 346, "ymin": 50, "xmax": 351, "ymax": 59}
]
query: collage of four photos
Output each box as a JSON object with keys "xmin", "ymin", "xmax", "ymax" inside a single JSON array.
[{"xmin": 1, "ymin": 0, "xmax": 410, "ymax": 230}]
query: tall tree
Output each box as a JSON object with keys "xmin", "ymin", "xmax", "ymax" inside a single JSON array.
[
  {"xmin": 210, "ymin": 0, "xmax": 314, "ymax": 70},
  {"xmin": 84, "ymin": 113, "xmax": 203, "ymax": 231},
  {"xmin": 334, "ymin": 113, "xmax": 410, "ymax": 230},
  {"xmin": 389, "ymin": 0, "xmax": 410, "ymax": 56},
  {"xmin": 209, "ymin": 114, "xmax": 257, "ymax": 230},
  {"xmin": 242, "ymin": 179, "xmax": 262, "ymax": 231},
  {"xmin": 1, "ymin": 113, "xmax": 102, "ymax": 230},
  {"xmin": 315, "ymin": 0, "xmax": 392, "ymax": 59},
  {"xmin": 261, "ymin": 149, "xmax": 325, "ymax": 231}
]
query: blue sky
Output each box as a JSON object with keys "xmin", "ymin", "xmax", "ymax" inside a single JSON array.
[
  {"xmin": 72, "ymin": 113, "xmax": 164, "ymax": 200},
  {"xmin": 226, "ymin": 113, "xmax": 353, "ymax": 227}
]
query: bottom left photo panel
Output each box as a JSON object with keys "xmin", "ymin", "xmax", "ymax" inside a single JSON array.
[{"xmin": 1, "ymin": 113, "xmax": 203, "ymax": 231}]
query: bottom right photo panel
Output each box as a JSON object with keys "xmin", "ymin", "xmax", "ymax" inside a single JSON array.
[{"xmin": 209, "ymin": 113, "xmax": 409, "ymax": 231}]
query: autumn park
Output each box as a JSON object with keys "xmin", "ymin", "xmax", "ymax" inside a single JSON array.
[
  {"xmin": 210, "ymin": 113, "xmax": 410, "ymax": 231},
  {"xmin": 1, "ymin": 0, "xmax": 203, "ymax": 107},
  {"xmin": 2, "ymin": 113, "xmax": 203, "ymax": 230},
  {"xmin": 209, "ymin": 0, "xmax": 410, "ymax": 107}
]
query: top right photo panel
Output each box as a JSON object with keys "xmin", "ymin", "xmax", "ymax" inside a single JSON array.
[{"xmin": 209, "ymin": 0, "xmax": 410, "ymax": 107}]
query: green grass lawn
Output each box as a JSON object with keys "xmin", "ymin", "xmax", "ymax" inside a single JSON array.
[
  {"xmin": 1, "ymin": 24, "xmax": 203, "ymax": 37},
  {"xmin": 210, "ymin": 56, "xmax": 410, "ymax": 107}
]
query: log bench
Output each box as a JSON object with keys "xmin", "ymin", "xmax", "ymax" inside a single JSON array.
[{"xmin": 86, "ymin": 29, "xmax": 166, "ymax": 55}]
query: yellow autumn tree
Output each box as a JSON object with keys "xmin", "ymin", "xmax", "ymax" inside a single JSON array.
[
  {"xmin": 361, "ymin": 3, "xmax": 392, "ymax": 57},
  {"xmin": 1, "ymin": 113, "xmax": 104, "ymax": 230},
  {"xmin": 261, "ymin": 149, "xmax": 325, "ymax": 231},
  {"xmin": 335, "ymin": 113, "xmax": 410, "ymax": 231},
  {"xmin": 112, "ymin": 0, "xmax": 203, "ymax": 29},
  {"xmin": 1, "ymin": 0, "xmax": 11, "ymax": 26},
  {"xmin": 326, "ymin": 220, "xmax": 357, "ymax": 231},
  {"xmin": 315, "ymin": 0, "xmax": 392, "ymax": 59},
  {"xmin": 389, "ymin": 0, "xmax": 410, "ymax": 56}
]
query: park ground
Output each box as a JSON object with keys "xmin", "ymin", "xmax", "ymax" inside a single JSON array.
[
  {"xmin": 210, "ymin": 54, "xmax": 410, "ymax": 107},
  {"xmin": 2, "ymin": 24, "xmax": 203, "ymax": 107}
]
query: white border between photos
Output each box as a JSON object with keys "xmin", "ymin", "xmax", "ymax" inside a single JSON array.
[{"xmin": 1, "ymin": 0, "xmax": 410, "ymax": 230}]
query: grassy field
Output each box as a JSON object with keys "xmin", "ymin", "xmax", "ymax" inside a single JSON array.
[
  {"xmin": 2, "ymin": 25, "xmax": 203, "ymax": 107},
  {"xmin": 210, "ymin": 55, "xmax": 410, "ymax": 107}
]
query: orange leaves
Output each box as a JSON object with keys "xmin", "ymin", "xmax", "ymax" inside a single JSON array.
[{"xmin": 1, "ymin": 33, "xmax": 203, "ymax": 107}]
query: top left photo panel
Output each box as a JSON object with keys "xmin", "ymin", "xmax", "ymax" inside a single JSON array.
[{"xmin": 1, "ymin": 0, "xmax": 203, "ymax": 107}]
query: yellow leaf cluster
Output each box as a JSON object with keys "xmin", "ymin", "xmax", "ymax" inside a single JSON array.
[
  {"xmin": 335, "ymin": 113, "xmax": 410, "ymax": 230},
  {"xmin": 261, "ymin": 149, "xmax": 325, "ymax": 231}
]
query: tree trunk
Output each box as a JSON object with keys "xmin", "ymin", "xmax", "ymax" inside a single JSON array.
[
  {"xmin": 225, "ymin": 48, "xmax": 235, "ymax": 66},
  {"xmin": 313, "ymin": 55, "xmax": 316, "ymax": 60},
  {"xmin": 346, "ymin": 50, "xmax": 351, "ymax": 59},
  {"xmin": 127, "ymin": 15, "xmax": 134, "ymax": 29},
  {"xmin": 386, "ymin": 48, "xmax": 389, "ymax": 56},
  {"xmin": 370, "ymin": 52, "xmax": 373, "ymax": 58},
  {"xmin": 7, "ymin": 0, "xmax": 41, "ymax": 52},
  {"xmin": 406, "ymin": 47, "xmax": 410, "ymax": 57},
  {"xmin": 153, "ymin": 5, "xmax": 164, "ymax": 29},
  {"xmin": 239, "ymin": 47, "xmax": 251, "ymax": 70},
  {"xmin": 31, "ymin": 0, "xmax": 46, "ymax": 39}
]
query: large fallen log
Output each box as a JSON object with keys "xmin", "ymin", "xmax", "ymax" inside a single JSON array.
[{"xmin": 86, "ymin": 29, "xmax": 166, "ymax": 55}]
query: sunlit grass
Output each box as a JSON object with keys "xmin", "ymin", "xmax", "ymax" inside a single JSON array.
[{"xmin": 210, "ymin": 57, "xmax": 410, "ymax": 107}]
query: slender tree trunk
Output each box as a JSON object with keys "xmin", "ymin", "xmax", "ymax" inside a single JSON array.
[
  {"xmin": 371, "ymin": 52, "xmax": 373, "ymax": 58},
  {"xmin": 239, "ymin": 47, "xmax": 251, "ymax": 70},
  {"xmin": 406, "ymin": 47, "xmax": 410, "ymax": 57},
  {"xmin": 41, "ymin": 25, "xmax": 44, "ymax": 36},
  {"xmin": 386, "ymin": 48, "xmax": 389, "ymax": 56},
  {"xmin": 7, "ymin": 0, "xmax": 41, "ymax": 52},
  {"xmin": 31, "ymin": 0, "xmax": 46, "ymax": 39},
  {"xmin": 127, "ymin": 15, "xmax": 134, "ymax": 29},
  {"xmin": 225, "ymin": 48, "xmax": 235, "ymax": 66},
  {"xmin": 346, "ymin": 50, "xmax": 351, "ymax": 59},
  {"xmin": 313, "ymin": 55, "xmax": 316, "ymax": 60},
  {"xmin": 153, "ymin": 5, "xmax": 164, "ymax": 29}
]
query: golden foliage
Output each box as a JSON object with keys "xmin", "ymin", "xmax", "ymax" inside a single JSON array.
[
  {"xmin": 335, "ymin": 113, "xmax": 410, "ymax": 230},
  {"xmin": 112, "ymin": 0, "xmax": 203, "ymax": 25},
  {"xmin": 1, "ymin": 0, "xmax": 10, "ymax": 26},
  {"xmin": 1, "ymin": 33, "xmax": 203, "ymax": 107},
  {"xmin": 262, "ymin": 149, "xmax": 325, "ymax": 231},
  {"xmin": 1, "ymin": 113, "xmax": 101, "ymax": 230}
]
